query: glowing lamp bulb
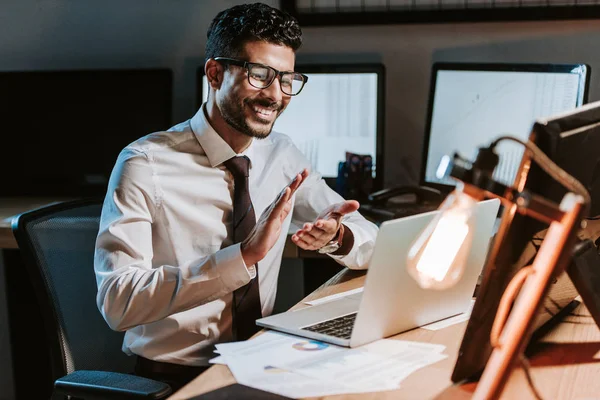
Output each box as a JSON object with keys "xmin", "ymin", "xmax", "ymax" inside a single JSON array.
[{"xmin": 407, "ymin": 190, "xmax": 476, "ymax": 290}]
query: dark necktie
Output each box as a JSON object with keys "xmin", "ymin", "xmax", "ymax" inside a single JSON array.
[{"xmin": 224, "ymin": 155, "xmax": 262, "ymax": 340}]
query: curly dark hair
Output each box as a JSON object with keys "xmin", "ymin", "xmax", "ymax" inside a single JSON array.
[{"xmin": 205, "ymin": 3, "xmax": 303, "ymax": 62}]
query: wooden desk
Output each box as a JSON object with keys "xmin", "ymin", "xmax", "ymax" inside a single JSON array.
[{"xmin": 170, "ymin": 268, "xmax": 600, "ymax": 400}]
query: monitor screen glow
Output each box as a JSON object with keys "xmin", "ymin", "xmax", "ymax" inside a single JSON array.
[{"xmin": 422, "ymin": 63, "xmax": 589, "ymax": 189}]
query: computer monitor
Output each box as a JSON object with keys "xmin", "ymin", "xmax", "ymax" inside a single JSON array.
[
  {"xmin": 452, "ymin": 99, "xmax": 600, "ymax": 383},
  {"xmin": 1, "ymin": 69, "xmax": 173, "ymax": 197},
  {"xmin": 197, "ymin": 63, "xmax": 385, "ymax": 190},
  {"xmin": 421, "ymin": 62, "xmax": 590, "ymax": 193}
]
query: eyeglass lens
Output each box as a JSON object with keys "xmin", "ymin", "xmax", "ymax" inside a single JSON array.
[{"xmin": 248, "ymin": 64, "xmax": 304, "ymax": 95}]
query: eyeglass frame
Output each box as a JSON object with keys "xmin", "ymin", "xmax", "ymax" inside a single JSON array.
[{"xmin": 213, "ymin": 57, "xmax": 309, "ymax": 96}]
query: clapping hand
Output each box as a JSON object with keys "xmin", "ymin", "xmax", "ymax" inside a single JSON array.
[
  {"xmin": 291, "ymin": 200, "xmax": 359, "ymax": 251},
  {"xmin": 241, "ymin": 169, "xmax": 309, "ymax": 266}
]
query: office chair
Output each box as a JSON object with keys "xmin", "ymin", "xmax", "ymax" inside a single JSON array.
[{"xmin": 11, "ymin": 198, "xmax": 172, "ymax": 400}]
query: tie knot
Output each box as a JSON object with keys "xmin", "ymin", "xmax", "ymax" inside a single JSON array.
[{"xmin": 224, "ymin": 156, "xmax": 251, "ymax": 178}]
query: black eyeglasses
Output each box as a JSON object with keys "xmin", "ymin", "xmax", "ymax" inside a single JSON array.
[{"xmin": 214, "ymin": 57, "xmax": 308, "ymax": 96}]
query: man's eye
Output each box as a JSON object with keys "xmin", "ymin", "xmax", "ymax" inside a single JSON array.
[
  {"xmin": 250, "ymin": 69, "xmax": 269, "ymax": 81},
  {"xmin": 280, "ymin": 77, "xmax": 293, "ymax": 88}
]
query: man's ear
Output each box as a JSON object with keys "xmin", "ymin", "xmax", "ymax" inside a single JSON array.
[{"xmin": 205, "ymin": 59, "xmax": 223, "ymax": 90}]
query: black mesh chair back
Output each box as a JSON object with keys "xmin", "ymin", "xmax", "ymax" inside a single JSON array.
[{"xmin": 11, "ymin": 198, "xmax": 161, "ymax": 399}]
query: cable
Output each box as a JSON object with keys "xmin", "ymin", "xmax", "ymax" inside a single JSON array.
[
  {"xmin": 490, "ymin": 135, "xmax": 591, "ymax": 216},
  {"xmin": 520, "ymin": 354, "xmax": 544, "ymax": 400}
]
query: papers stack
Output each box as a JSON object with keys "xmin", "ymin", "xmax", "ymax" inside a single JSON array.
[{"xmin": 211, "ymin": 331, "xmax": 447, "ymax": 399}]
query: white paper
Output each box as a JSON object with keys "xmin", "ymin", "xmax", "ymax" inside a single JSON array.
[
  {"xmin": 208, "ymin": 355, "xmax": 226, "ymax": 365},
  {"xmin": 215, "ymin": 331, "xmax": 297, "ymax": 355},
  {"xmin": 215, "ymin": 331, "xmax": 447, "ymax": 398},
  {"xmin": 225, "ymin": 354, "xmax": 393, "ymax": 399},
  {"xmin": 304, "ymin": 287, "xmax": 364, "ymax": 305},
  {"xmin": 216, "ymin": 331, "xmax": 345, "ymax": 360},
  {"xmin": 279, "ymin": 340, "xmax": 447, "ymax": 389},
  {"xmin": 218, "ymin": 331, "xmax": 347, "ymax": 366},
  {"xmin": 362, "ymin": 338, "xmax": 446, "ymax": 354},
  {"xmin": 216, "ymin": 333, "xmax": 370, "ymax": 398}
]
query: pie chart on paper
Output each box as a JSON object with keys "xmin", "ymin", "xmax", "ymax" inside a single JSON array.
[{"xmin": 292, "ymin": 340, "xmax": 329, "ymax": 351}]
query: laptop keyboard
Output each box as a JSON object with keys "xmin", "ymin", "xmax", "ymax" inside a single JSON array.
[{"xmin": 301, "ymin": 313, "xmax": 357, "ymax": 339}]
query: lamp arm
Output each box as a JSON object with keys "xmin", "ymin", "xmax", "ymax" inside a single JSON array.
[
  {"xmin": 489, "ymin": 265, "xmax": 534, "ymax": 349},
  {"xmin": 461, "ymin": 181, "xmax": 565, "ymax": 225},
  {"xmin": 446, "ymin": 154, "xmax": 566, "ymax": 224}
]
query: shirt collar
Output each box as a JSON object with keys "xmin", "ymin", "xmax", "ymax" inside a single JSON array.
[{"xmin": 190, "ymin": 104, "xmax": 240, "ymax": 168}]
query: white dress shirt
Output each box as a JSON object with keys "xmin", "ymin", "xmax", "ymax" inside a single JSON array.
[{"xmin": 94, "ymin": 106, "xmax": 378, "ymax": 366}]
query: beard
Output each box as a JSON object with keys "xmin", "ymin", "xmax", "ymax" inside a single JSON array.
[{"xmin": 219, "ymin": 91, "xmax": 284, "ymax": 139}]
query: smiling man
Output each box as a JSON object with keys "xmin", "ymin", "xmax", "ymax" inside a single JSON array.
[{"xmin": 94, "ymin": 2, "xmax": 378, "ymax": 391}]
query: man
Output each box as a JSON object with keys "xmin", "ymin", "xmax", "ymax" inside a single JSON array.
[{"xmin": 94, "ymin": 2, "xmax": 378, "ymax": 391}]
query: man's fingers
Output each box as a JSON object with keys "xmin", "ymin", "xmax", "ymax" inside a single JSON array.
[
  {"xmin": 274, "ymin": 178, "xmax": 294, "ymax": 205},
  {"xmin": 296, "ymin": 228, "xmax": 321, "ymax": 242},
  {"xmin": 288, "ymin": 173, "xmax": 301, "ymax": 192},
  {"xmin": 288, "ymin": 168, "xmax": 309, "ymax": 196},
  {"xmin": 314, "ymin": 218, "xmax": 339, "ymax": 232},
  {"xmin": 292, "ymin": 234, "xmax": 315, "ymax": 250},
  {"xmin": 266, "ymin": 195, "xmax": 291, "ymax": 224},
  {"xmin": 333, "ymin": 200, "xmax": 360, "ymax": 216},
  {"xmin": 267, "ymin": 170, "xmax": 306, "ymax": 220},
  {"xmin": 299, "ymin": 168, "xmax": 309, "ymax": 180},
  {"xmin": 275, "ymin": 169, "xmax": 309, "ymax": 207},
  {"xmin": 272, "ymin": 187, "xmax": 291, "ymax": 215}
]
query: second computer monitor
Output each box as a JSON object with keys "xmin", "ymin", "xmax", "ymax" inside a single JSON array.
[
  {"xmin": 197, "ymin": 63, "xmax": 385, "ymax": 190},
  {"xmin": 422, "ymin": 62, "xmax": 590, "ymax": 190}
]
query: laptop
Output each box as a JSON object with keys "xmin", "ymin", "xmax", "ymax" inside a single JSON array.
[{"xmin": 257, "ymin": 198, "xmax": 501, "ymax": 348}]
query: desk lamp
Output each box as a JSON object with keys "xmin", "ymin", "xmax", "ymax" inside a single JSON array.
[{"xmin": 407, "ymin": 136, "xmax": 590, "ymax": 400}]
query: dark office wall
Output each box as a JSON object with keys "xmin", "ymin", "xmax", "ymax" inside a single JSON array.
[
  {"xmin": 0, "ymin": 252, "xmax": 15, "ymax": 400},
  {"xmin": 0, "ymin": 0, "xmax": 278, "ymax": 124}
]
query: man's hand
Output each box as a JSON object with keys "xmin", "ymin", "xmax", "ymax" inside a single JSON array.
[
  {"xmin": 291, "ymin": 200, "xmax": 359, "ymax": 251},
  {"xmin": 241, "ymin": 169, "xmax": 309, "ymax": 267}
]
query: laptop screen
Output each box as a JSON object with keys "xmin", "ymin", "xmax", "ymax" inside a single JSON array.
[{"xmin": 421, "ymin": 62, "xmax": 589, "ymax": 192}]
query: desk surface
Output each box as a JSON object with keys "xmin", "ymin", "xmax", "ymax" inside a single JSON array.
[{"xmin": 170, "ymin": 268, "xmax": 600, "ymax": 400}]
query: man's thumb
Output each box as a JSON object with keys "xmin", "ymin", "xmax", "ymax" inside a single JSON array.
[{"xmin": 336, "ymin": 200, "xmax": 360, "ymax": 215}]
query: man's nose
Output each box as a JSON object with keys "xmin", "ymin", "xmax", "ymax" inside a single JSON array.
[{"xmin": 260, "ymin": 76, "xmax": 284, "ymax": 103}]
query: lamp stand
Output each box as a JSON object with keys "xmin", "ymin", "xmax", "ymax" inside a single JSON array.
[{"xmin": 472, "ymin": 194, "xmax": 585, "ymax": 400}]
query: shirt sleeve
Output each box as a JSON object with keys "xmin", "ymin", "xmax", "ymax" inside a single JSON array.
[
  {"xmin": 94, "ymin": 148, "xmax": 252, "ymax": 332},
  {"xmin": 288, "ymin": 149, "xmax": 379, "ymax": 270}
]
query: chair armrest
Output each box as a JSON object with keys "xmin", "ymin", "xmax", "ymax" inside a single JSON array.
[{"xmin": 54, "ymin": 370, "xmax": 172, "ymax": 400}]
